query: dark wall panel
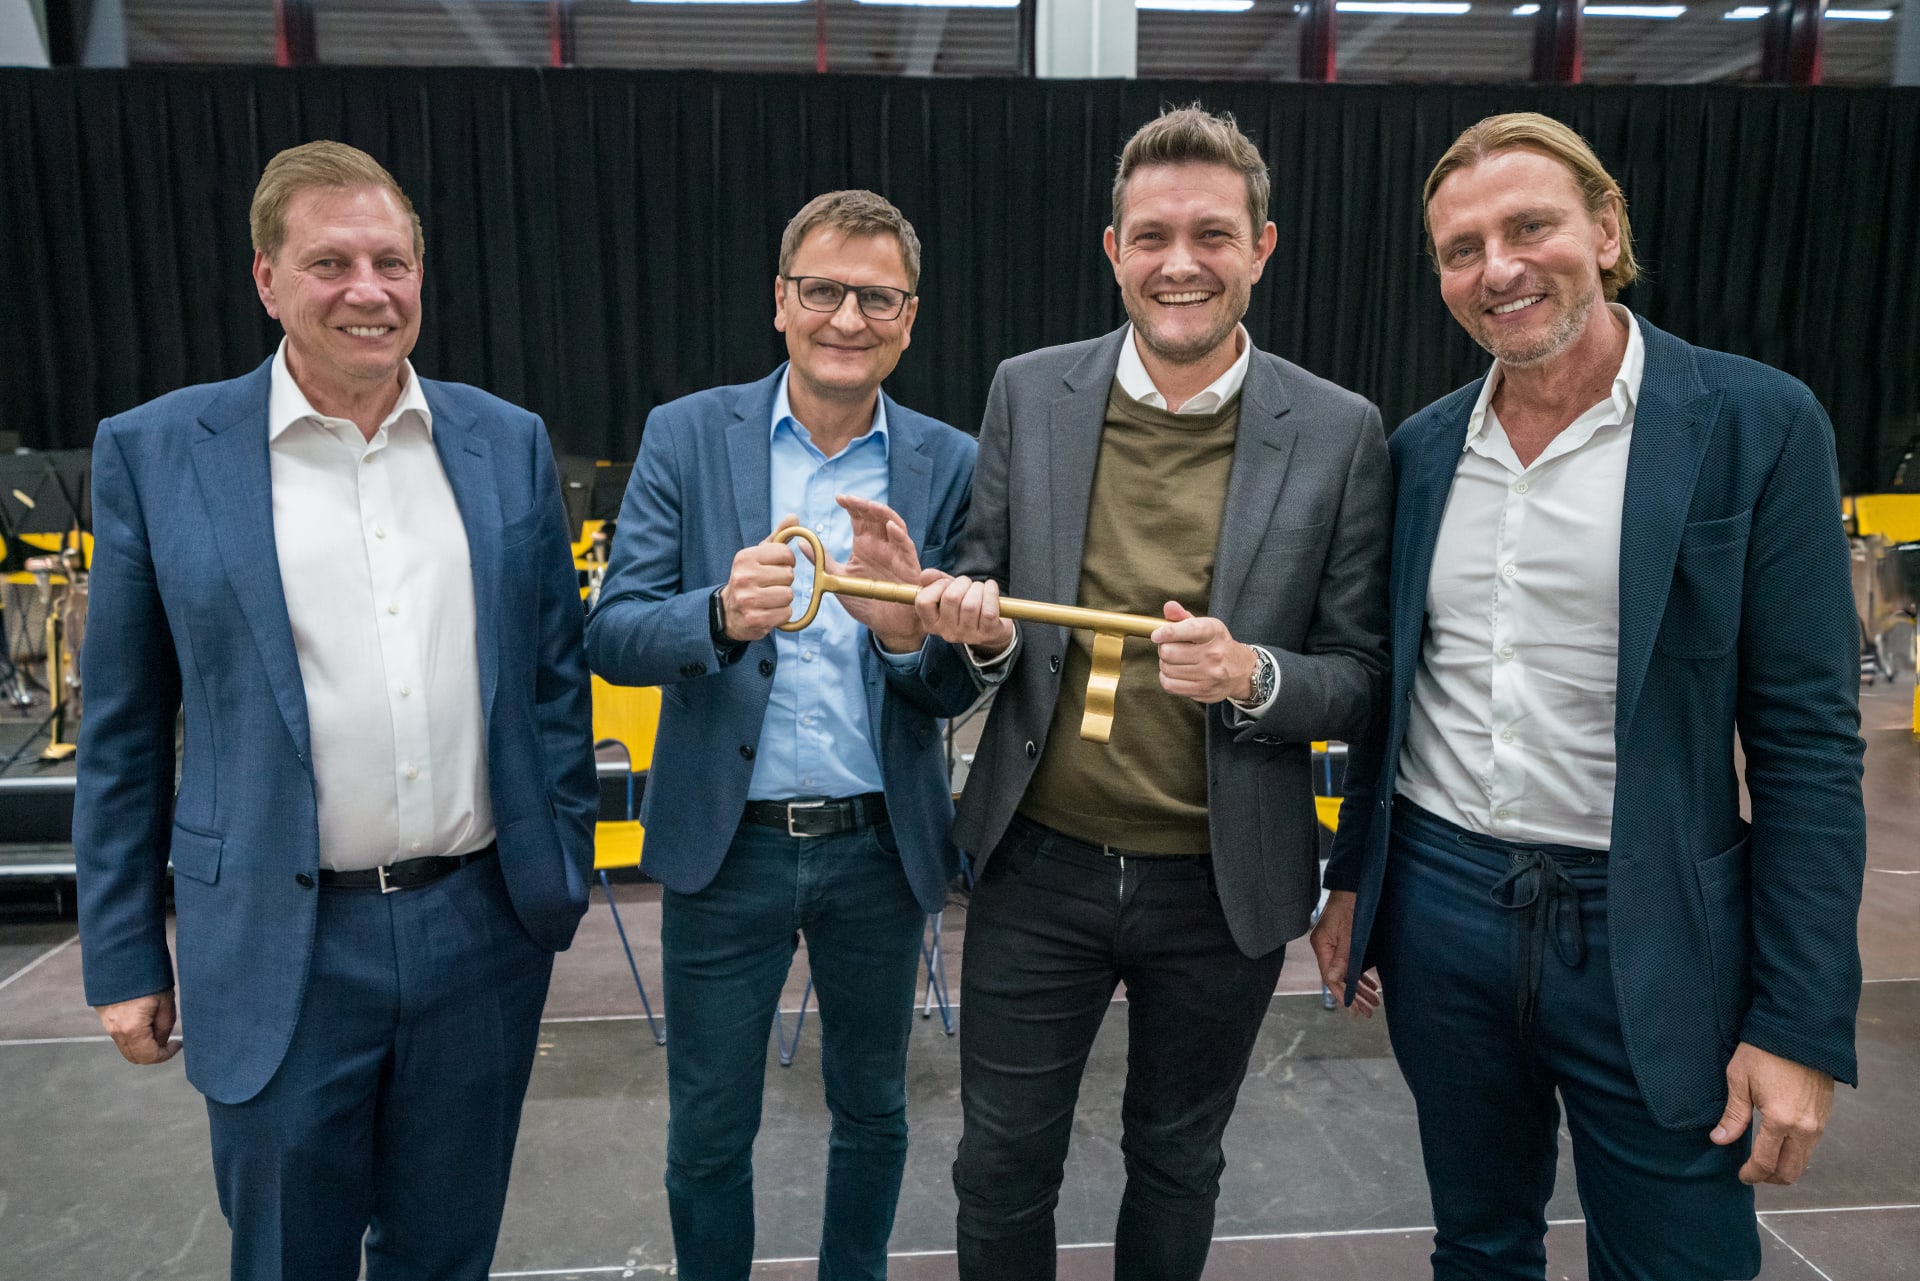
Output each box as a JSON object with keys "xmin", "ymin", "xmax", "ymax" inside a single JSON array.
[{"xmin": 2, "ymin": 70, "xmax": 1916, "ymax": 490}]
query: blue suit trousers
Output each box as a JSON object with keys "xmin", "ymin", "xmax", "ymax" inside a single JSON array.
[
  {"xmin": 1376, "ymin": 800, "xmax": 1760, "ymax": 1281},
  {"xmin": 204, "ymin": 855, "xmax": 553, "ymax": 1281}
]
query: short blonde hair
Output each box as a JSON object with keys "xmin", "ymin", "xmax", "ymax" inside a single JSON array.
[
  {"xmin": 1113, "ymin": 105, "xmax": 1270, "ymax": 236},
  {"xmin": 250, "ymin": 140, "xmax": 424, "ymax": 261},
  {"xmin": 1422, "ymin": 112, "xmax": 1639, "ymax": 301},
  {"xmin": 779, "ymin": 190, "xmax": 922, "ymax": 293}
]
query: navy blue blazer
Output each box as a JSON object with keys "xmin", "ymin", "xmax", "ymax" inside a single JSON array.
[
  {"xmin": 1325, "ymin": 316, "xmax": 1866, "ymax": 1129},
  {"xmin": 74, "ymin": 359, "xmax": 598, "ymax": 1105},
  {"xmin": 584, "ymin": 367, "xmax": 977, "ymax": 915}
]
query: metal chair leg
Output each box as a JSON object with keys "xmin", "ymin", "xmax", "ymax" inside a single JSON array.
[
  {"xmin": 921, "ymin": 911, "xmax": 954, "ymax": 1035},
  {"xmin": 599, "ymin": 870, "xmax": 665, "ymax": 1045},
  {"xmin": 775, "ymin": 978, "xmax": 814, "ymax": 1067}
]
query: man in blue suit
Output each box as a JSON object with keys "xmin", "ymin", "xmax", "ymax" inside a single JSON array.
[
  {"xmin": 585, "ymin": 190, "xmax": 976, "ymax": 1281},
  {"xmin": 1312, "ymin": 114, "xmax": 1866, "ymax": 1281},
  {"xmin": 75, "ymin": 142, "xmax": 595, "ymax": 1281}
]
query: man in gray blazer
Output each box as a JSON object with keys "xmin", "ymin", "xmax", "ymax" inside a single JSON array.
[
  {"xmin": 909, "ymin": 107, "xmax": 1390, "ymax": 1280},
  {"xmin": 586, "ymin": 190, "xmax": 976, "ymax": 1281}
]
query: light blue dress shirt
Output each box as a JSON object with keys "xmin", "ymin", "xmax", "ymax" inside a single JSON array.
[{"xmin": 748, "ymin": 369, "xmax": 892, "ymax": 800}]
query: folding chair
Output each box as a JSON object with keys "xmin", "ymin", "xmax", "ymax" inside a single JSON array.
[{"xmin": 592, "ymin": 675, "xmax": 665, "ymax": 1045}]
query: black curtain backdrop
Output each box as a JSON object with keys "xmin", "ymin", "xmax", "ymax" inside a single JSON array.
[{"xmin": 2, "ymin": 70, "xmax": 1916, "ymax": 490}]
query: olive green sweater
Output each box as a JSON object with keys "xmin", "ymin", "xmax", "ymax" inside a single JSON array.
[{"xmin": 1017, "ymin": 382, "xmax": 1240, "ymax": 854}]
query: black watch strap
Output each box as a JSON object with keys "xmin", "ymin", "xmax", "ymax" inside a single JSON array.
[{"xmin": 709, "ymin": 588, "xmax": 746, "ymax": 659}]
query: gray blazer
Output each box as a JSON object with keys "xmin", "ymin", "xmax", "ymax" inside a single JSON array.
[{"xmin": 944, "ymin": 326, "xmax": 1391, "ymax": 958}]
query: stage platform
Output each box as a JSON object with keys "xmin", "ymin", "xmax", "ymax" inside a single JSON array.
[{"xmin": 0, "ymin": 716, "xmax": 77, "ymax": 877}]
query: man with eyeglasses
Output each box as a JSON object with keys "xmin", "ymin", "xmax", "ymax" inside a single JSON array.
[{"xmin": 586, "ymin": 189, "xmax": 977, "ymax": 1281}]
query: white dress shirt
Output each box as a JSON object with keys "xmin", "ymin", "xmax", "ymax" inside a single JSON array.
[
  {"xmin": 1114, "ymin": 322, "xmax": 1253, "ymax": 413},
  {"xmin": 268, "ymin": 342, "xmax": 493, "ymax": 871},
  {"xmin": 1395, "ymin": 307, "xmax": 1645, "ymax": 850}
]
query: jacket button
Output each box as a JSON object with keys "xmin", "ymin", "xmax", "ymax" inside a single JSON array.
[
  {"xmin": 740, "ymin": 745, "xmax": 756, "ymax": 760},
  {"xmin": 759, "ymin": 658, "xmax": 774, "ymax": 677},
  {"xmin": 1025, "ymin": 740, "xmax": 1038, "ymax": 758},
  {"xmin": 295, "ymin": 873, "xmax": 315, "ymax": 889},
  {"xmin": 1049, "ymin": 655, "xmax": 1061, "ymax": 673},
  {"xmin": 684, "ymin": 660, "xmax": 708, "ymax": 678}
]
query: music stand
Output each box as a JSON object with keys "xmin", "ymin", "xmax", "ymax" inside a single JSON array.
[{"xmin": 0, "ymin": 450, "xmax": 90, "ymax": 715}]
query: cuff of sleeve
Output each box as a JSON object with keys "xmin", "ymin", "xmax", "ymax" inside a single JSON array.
[
  {"xmin": 875, "ymin": 635, "xmax": 928, "ymax": 671},
  {"xmin": 1739, "ymin": 1013, "xmax": 1859, "ymax": 1089},
  {"xmin": 1226, "ymin": 646, "xmax": 1280, "ymax": 718},
  {"xmin": 966, "ymin": 630, "xmax": 1020, "ymax": 684}
]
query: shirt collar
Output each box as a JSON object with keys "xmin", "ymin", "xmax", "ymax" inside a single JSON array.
[
  {"xmin": 1115, "ymin": 323, "xmax": 1253, "ymax": 414},
  {"xmin": 1464, "ymin": 304, "xmax": 1645, "ymax": 453},
  {"xmin": 268, "ymin": 338, "xmax": 431, "ymax": 443},
  {"xmin": 769, "ymin": 364, "xmax": 891, "ymax": 458}
]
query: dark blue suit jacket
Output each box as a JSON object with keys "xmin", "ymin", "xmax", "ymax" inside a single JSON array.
[
  {"xmin": 1325, "ymin": 316, "xmax": 1866, "ymax": 1129},
  {"xmin": 584, "ymin": 367, "xmax": 976, "ymax": 915},
  {"xmin": 74, "ymin": 359, "xmax": 597, "ymax": 1105}
]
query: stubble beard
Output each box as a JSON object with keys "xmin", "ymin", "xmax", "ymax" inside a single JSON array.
[
  {"xmin": 1126, "ymin": 280, "xmax": 1247, "ymax": 368},
  {"xmin": 1472, "ymin": 280, "xmax": 1597, "ymax": 369}
]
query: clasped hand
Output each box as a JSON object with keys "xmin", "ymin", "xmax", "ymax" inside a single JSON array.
[{"xmin": 720, "ymin": 499, "xmax": 932, "ymax": 653}]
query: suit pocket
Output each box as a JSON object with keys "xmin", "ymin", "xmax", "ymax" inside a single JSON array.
[
  {"xmin": 1655, "ymin": 509, "xmax": 1752, "ymax": 659},
  {"xmin": 498, "ymin": 508, "xmax": 543, "ymax": 550},
  {"xmin": 1694, "ymin": 833, "xmax": 1753, "ymax": 1049},
  {"xmin": 169, "ymin": 823, "xmax": 224, "ymax": 885}
]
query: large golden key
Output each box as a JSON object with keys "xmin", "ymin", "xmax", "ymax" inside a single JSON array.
[{"xmin": 773, "ymin": 525, "xmax": 1163, "ymax": 744}]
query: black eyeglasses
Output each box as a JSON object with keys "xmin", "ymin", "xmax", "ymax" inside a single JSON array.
[{"xmin": 780, "ymin": 275, "xmax": 914, "ymax": 321}]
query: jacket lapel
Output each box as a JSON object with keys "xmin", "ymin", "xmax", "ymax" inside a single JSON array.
[
  {"xmin": 728, "ymin": 368, "xmax": 783, "ymax": 552},
  {"xmin": 425, "ymin": 385, "xmax": 502, "ymax": 718},
  {"xmin": 1047, "ymin": 329, "xmax": 1130, "ymax": 605},
  {"xmin": 1391, "ymin": 394, "xmax": 1476, "ymax": 699},
  {"xmin": 1209, "ymin": 350, "xmax": 1297, "ymax": 621},
  {"xmin": 1615, "ymin": 319, "xmax": 1718, "ymax": 740},
  {"xmin": 189, "ymin": 361, "xmax": 311, "ymax": 760}
]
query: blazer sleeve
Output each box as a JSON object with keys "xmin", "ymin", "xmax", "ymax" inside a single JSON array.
[
  {"xmin": 585, "ymin": 406, "xmax": 734, "ymax": 687},
  {"xmin": 1238, "ymin": 401, "xmax": 1392, "ymax": 744},
  {"xmin": 1732, "ymin": 391, "xmax": 1867, "ymax": 1084},
  {"xmin": 917, "ymin": 361, "xmax": 1021, "ymax": 702},
  {"xmin": 878, "ymin": 429, "xmax": 984, "ymax": 721},
  {"xmin": 527, "ymin": 418, "xmax": 598, "ymax": 880},
  {"xmin": 73, "ymin": 416, "xmax": 183, "ymax": 1007}
]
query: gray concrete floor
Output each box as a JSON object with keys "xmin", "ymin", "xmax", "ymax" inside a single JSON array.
[{"xmin": 2, "ymin": 682, "xmax": 1916, "ymax": 1280}]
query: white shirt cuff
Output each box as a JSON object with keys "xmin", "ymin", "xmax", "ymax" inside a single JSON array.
[
  {"xmin": 1226, "ymin": 646, "xmax": 1280, "ymax": 721},
  {"xmin": 965, "ymin": 628, "xmax": 1020, "ymax": 684}
]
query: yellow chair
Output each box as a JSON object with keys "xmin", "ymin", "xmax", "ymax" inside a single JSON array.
[{"xmin": 592, "ymin": 676, "xmax": 665, "ymax": 1044}]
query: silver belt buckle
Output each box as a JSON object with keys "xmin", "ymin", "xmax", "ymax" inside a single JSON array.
[
  {"xmin": 377, "ymin": 864, "xmax": 400, "ymax": 894},
  {"xmin": 787, "ymin": 799, "xmax": 828, "ymax": 838}
]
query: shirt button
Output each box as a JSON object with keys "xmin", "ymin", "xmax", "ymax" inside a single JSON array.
[
  {"xmin": 1502, "ymin": 564, "xmax": 1517, "ymax": 578},
  {"xmin": 1499, "ymin": 646, "xmax": 1515, "ymax": 660},
  {"xmin": 802, "ymin": 651, "xmax": 816, "ymax": 663},
  {"xmin": 399, "ymin": 683, "xmax": 412, "ymax": 696},
  {"xmin": 410, "ymin": 841, "xmax": 423, "ymax": 853},
  {"xmin": 1500, "ymin": 729, "xmax": 1515, "ymax": 744},
  {"xmin": 1514, "ymin": 481, "xmax": 1530, "ymax": 495},
  {"xmin": 405, "ymin": 765, "xmax": 419, "ymax": 781},
  {"xmin": 387, "ymin": 602, "xmax": 400, "ymax": 614},
  {"xmin": 374, "ymin": 525, "xmax": 387, "ymax": 539},
  {"xmin": 1495, "ymin": 809, "xmax": 1512, "ymax": 821}
]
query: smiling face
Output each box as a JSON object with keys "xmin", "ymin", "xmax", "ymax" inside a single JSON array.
[
  {"xmin": 773, "ymin": 226, "xmax": 918, "ymax": 406},
  {"xmin": 1104, "ymin": 161, "xmax": 1276, "ymax": 369},
  {"xmin": 1427, "ymin": 148, "xmax": 1620, "ymax": 369},
  {"xmin": 252, "ymin": 184, "xmax": 423, "ymax": 403}
]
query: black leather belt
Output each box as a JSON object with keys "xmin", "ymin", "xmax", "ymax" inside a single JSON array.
[
  {"xmin": 317, "ymin": 842, "xmax": 496, "ymax": 893},
  {"xmin": 743, "ymin": 794, "xmax": 889, "ymax": 838}
]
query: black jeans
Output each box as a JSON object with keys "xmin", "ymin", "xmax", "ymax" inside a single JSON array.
[{"xmin": 951, "ymin": 816, "xmax": 1286, "ymax": 1281}]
